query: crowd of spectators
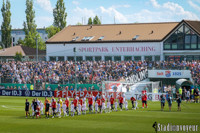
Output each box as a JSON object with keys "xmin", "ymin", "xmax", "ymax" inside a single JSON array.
[{"xmin": 0, "ymin": 60, "xmax": 199, "ymax": 87}]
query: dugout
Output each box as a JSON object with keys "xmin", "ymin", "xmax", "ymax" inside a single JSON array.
[
  {"xmin": 176, "ymin": 79, "xmax": 193, "ymax": 91},
  {"xmin": 149, "ymin": 78, "xmax": 190, "ymax": 86}
]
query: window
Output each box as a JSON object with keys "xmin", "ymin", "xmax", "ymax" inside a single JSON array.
[
  {"xmin": 58, "ymin": 56, "xmax": 64, "ymax": 61},
  {"xmin": 82, "ymin": 36, "xmax": 94, "ymax": 41},
  {"xmin": 164, "ymin": 43, "xmax": 171, "ymax": 50},
  {"xmin": 164, "ymin": 24, "xmax": 199, "ymax": 50},
  {"xmin": 198, "ymin": 37, "xmax": 200, "ymax": 49},
  {"xmin": 76, "ymin": 56, "xmax": 83, "ymax": 61},
  {"xmin": 124, "ymin": 56, "xmax": 132, "ymax": 61},
  {"xmin": 145, "ymin": 56, "xmax": 152, "ymax": 61},
  {"xmin": 186, "ymin": 56, "xmax": 193, "ymax": 61},
  {"xmin": 185, "ymin": 44, "xmax": 190, "ymax": 49},
  {"xmin": 98, "ymin": 36, "xmax": 104, "ymax": 40},
  {"xmin": 86, "ymin": 56, "xmax": 93, "ymax": 61},
  {"xmin": 194, "ymin": 55, "xmax": 200, "ymax": 60},
  {"xmin": 191, "ymin": 35, "xmax": 197, "ymax": 49},
  {"xmin": 105, "ymin": 56, "xmax": 112, "ymax": 61},
  {"xmin": 114, "ymin": 56, "xmax": 121, "ymax": 61},
  {"xmin": 132, "ymin": 35, "xmax": 139, "ymax": 40},
  {"xmin": 49, "ymin": 56, "xmax": 56, "ymax": 61},
  {"xmin": 134, "ymin": 56, "xmax": 141, "ymax": 61},
  {"xmin": 72, "ymin": 36, "xmax": 79, "ymax": 41},
  {"xmin": 68, "ymin": 56, "xmax": 74, "ymax": 61},
  {"xmin": 95, "ymin": 56, "xmax": 101, "ymax": 61},
  {"xmin": 172, "ymin": 43, "xmax": 178, "ymax": 49},
  {"xmin": 13, "ymin": 37, "xmax": 15, "ymax": 42},
  {"xmin": 155, "ymin": 56, "xmax": 160, "ymax": 61}
]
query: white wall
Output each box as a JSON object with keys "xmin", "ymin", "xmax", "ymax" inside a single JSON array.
[{"xmin": 46, "ymin": 42, "xmax": 161, "ymax": 61}]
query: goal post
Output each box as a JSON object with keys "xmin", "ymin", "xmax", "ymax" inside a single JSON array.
[{"xmin": 102, "ymin": 81, "xmax": 160, "ymax": 101}]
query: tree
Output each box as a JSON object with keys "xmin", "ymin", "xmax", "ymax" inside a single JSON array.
[
  {"xmin": 88, "ymin": 17, "xmax": 93, "ymax": 25},
  {"xmin": 93, "ymin": 15, "xmax": 101, "ymax": 25},
  {"xmin": 23, "ymin": 0, "xmax": 45, "ymax": 50},
  {"xmin": 45, "ymin": 25, "xmax": 60, "ymax": 39},
  {"xmin": 14, "ymin": 52, "xmax": 23, "ymax": 61},
  {"xmin": 1, "ymin": 0, "xmax": 11, "ymax": 48},
  {"xmin": 76, "ymin": 22, "xmax": 82, "ymax": 25},
  {"xmin": 53, "ymin": 0, "xmax": 67, "ymax": 30}
]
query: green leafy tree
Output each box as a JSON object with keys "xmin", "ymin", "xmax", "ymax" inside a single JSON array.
[
  {"xmin": 17, "ymin": 38, "xmax": 24, "ymax": 45},
  {"xmin": 88, "ymin": 17, "xmax": 93, "ymax": 25},
  {"xmin": 1, "ymin": 0, "xmax": 11, "ymax": 48},
  {"xmin": 14, "ymin": 52, "xmax": 23, "ymax": 61},
  {"xmin": 23, "ymin": 0, "xmax": 45, "ymax": 50},
  {"xmin": 45, "ymin": 25, "xmax": 60, "ymax": 39},
  {"xmin": 93, "ymin": 15, "xmax": 101, "ymax": 25},
  {"xmin": 53, "ymin": 0, "xmax": 67, "ymax": 30},
  {"xmin": 76, "ymin": 22, "xmax": 82, "ymax": 25}
]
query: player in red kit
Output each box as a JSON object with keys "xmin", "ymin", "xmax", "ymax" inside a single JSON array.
[
  {"xmin": 73, "ymin": 97, "xmax": 78, "ymax": 115},
  {"xmin": 79, "ymin": 97, "xmax": 83, "ymax": 113},
  {"xmin": 52, "ymin": 99, "xmax": 56, "ymax": 118},
  {"xmin": 88, "ymin": 95, "xmax": 93, "ymax": 114},
  {"xmin": 130, "ymin": 96, "xmax": 136, "ymax": 109},
  {"xmin": 96, "ymin": 97, "xmax": 102, "ymax": 113},
  {"xmin": 35, "ymin": 105, "xmax": 40, "ymax": 119},
  {"xmin": 65, "ymin": 97, "xmax": 69, "ymax": 116},
  {"xmin": 119, "ymin": 95, "xmax": 124, "ymax": 111},
  {"xmin": 142, "ymin": 93, "xmax": 148, "ymax": 108},
  {"xmin": 110, "ymin": 95, "xmax": 115, "ymax": 111}
]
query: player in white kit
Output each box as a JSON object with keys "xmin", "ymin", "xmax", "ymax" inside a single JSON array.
[
  {"xmin": 62, "ymin": 102, "xmax": 67, "ymax": 116},
  {"xmin": 82, "ymin": 101, "xmax": 86, "ymax": 115},
  {"xmin": 115, "ymin": 100, "xmax": 118, "ymax": 111},
  {"xmin": 83, "ymin": 96, "xmax": 87, "ymax": 111},
  {"xmin": 40, "ymin": 101, "xmax": 44, "ymax": 115},
  {"xmin": 101, "ymin": 99, "xmax": 106, "ymax": 113},
  {"xmin": 71, "ymin": 101, "xmax": 75, "ymax": 117},
  {"xmin": 92, "ymin": 95, "xmax": 95, "ymax": 112},
  {"xmin": 57, "ymin": 101, "xmax": 61, "ymax": 118},
  {"xmin": 31, "ymin": 100, "xmax": 35, "ymax": 116},
  {"xmin": 95, "ymin": 101, "xmax": 99, "ymax": 114},
  {"xmin": 106, "ymin": 100, "xmax": 111, "ymax": 113},
  {"xmin": 78, "ymin": 102, "xmax": 82, "ymax": 115},
  {"xmin": 125, "ymin": 99, "xmax": 128, "ymax": 110}
]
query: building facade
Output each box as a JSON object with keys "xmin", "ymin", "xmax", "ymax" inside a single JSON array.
[
  {"xmin": 46, "ymin": 20, "xmax": 200, "ymax": 61},
  {"xmin": 0, "ymin": 28, "xmax": 48, "ymax": 46}
]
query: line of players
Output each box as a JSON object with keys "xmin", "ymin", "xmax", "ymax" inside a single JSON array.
[{"xmin": 25, "ymin": 93, "xmax": 148, "ymax": 119}]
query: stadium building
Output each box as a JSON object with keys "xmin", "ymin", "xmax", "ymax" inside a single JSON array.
[
  {"xmin": 0, "ymin": 28, "xmax": 48, "ymax": 46},
  {"xmin": 46, "ymin": 20, "xmax": 200, "ymax": 61}
]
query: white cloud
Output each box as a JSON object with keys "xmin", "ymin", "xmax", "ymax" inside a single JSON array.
[
  {"xmin": 35, "ymin": 0, "xmax": 53, "ymax": 13},
  {"xmin": 72, "ymin": 1, "xmax": 80, "ymax": 6},
  {"xmin": 67, "ymin": 0, "xmax": 199, "ymax": 25},
  {"xmin": 188, "ymin": 0, "xmax": 200, "ymax": 12},
  {"xmin": 67, "ymin": 7, "xmax": 96, "ymax": 25},
  {"xmin": 150, "ymin": 0, "xmax": 160, "ymax": 8},
  {"xmin": 149, "ymin": 0, "xmax": 199, "ymax": 21},
  {"xmin": 100, "ymin": 6, "xmax": 128, "ymax": 23}
]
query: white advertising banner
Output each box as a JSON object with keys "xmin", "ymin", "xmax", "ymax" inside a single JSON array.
[
  {"xmin": 47, "ymin": 42, "xmax": 161, "ymax": 56},
  {"xmin": 148, "ymin": 70, "xmax": 191, "ymax": 78}
]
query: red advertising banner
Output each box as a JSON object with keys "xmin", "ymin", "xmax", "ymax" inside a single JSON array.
[
  {"xmin": 54, "ymin": 90, "xmax": 102, "ymax": 98},
  {"xmin": 54, "ymin": 90, "xmax": 122, "ymax": 99}
]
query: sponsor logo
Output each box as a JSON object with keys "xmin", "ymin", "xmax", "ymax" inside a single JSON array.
[
  {"xmin": 157, "ymin": 72, "xmax": 163, "ymax": 76},
  {"xmin": 165, "ymin": 71, "xmax": 171, "ymax": 77},
  {"xmin": 25, "ymin": 90, "xmax": 30, "ymax": 97}
]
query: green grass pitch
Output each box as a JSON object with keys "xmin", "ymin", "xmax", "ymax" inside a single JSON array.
[{"xmin": 0, "ymin": 96, "xmax": 199, "ymax": 133}]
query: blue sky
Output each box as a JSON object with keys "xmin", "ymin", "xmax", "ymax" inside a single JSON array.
[{"xmin": 0, "ymin": 0, "xmax": 200, "ymax": 29}]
